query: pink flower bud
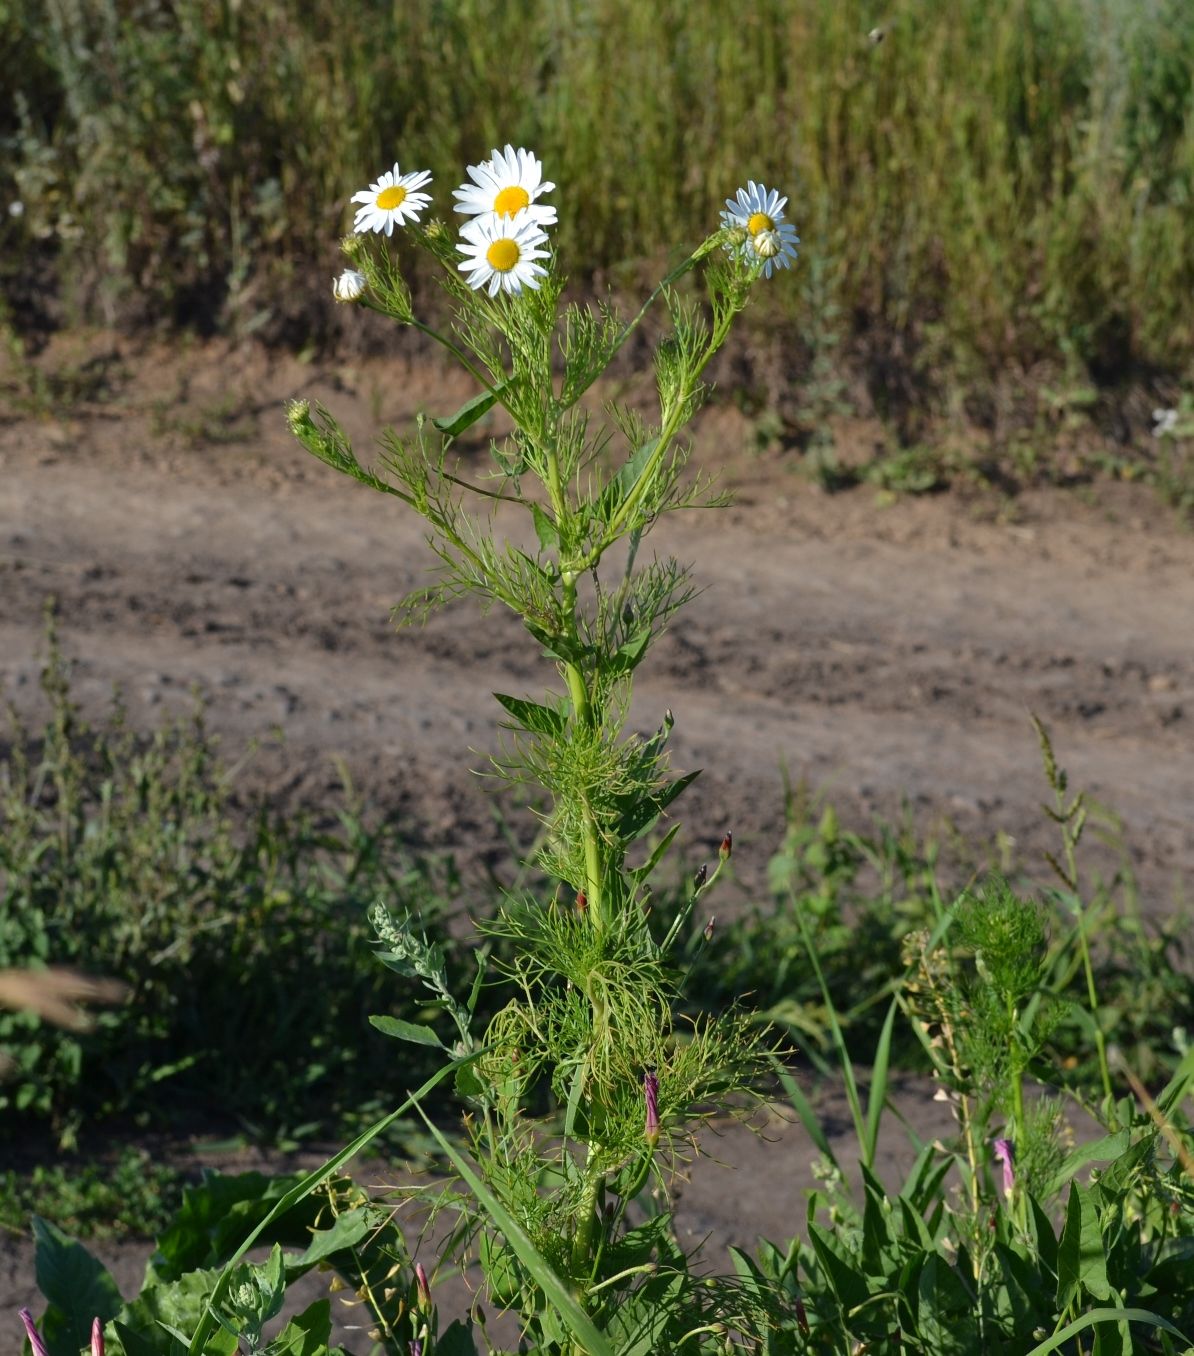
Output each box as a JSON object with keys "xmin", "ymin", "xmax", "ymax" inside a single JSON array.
[
  {"xmin": 644, "ymin": 1069, "xmax": 660, "ymax": 1145},
  {"xmin": 719, "ymin": 831, "xmax": 732, "ymax": 861},
  {"xmin": 703, "ymin": 915, "xmax": 715, "ymax": 942},
  {"xmin": 92, "ymin": 1318, "xmax": 105, "ymax": 1356},
  {"xmin": 19, "ymin": 1310, "xmax": 49, "ymax": 1356},
  {"xmin": 415, "ymin": 1260, "xmax": 431, "ymax": 1312}
]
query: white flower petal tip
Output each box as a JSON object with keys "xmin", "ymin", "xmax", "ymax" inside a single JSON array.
[
  {"xmin": 456, "ymin": 215, "xmax": 551, "ymax": 297},
  {"xmin": 332, "ymin": 269, "xmax": 367, "ymax": 302},
  {"xmin": 351, "ymin": 163, "xmax": 433, "ymax": 235},
  {"xmin": 453, "ymin": 144, "xmax": 557, "ymax": 228},
  {"xmin": 720, "ymin": 180, "xmax": 799, "ymax": 278}
]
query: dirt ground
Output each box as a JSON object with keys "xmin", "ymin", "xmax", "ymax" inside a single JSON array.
[{"xmin": 2, "ymin": 333, "xmax": 1193, "ymax": 1342}]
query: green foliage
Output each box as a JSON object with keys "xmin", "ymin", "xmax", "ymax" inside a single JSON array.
[
  {"xmin": 0, "ymin": 612, "xmax": 462, "ymax": 1147},
  {"xmin": 4, "ymin": 0, "xmax": 1194, "ymax": 402},
  {"xmin": 0, "ymin": 1147, "xmax": 183, "ymax": 1241}
]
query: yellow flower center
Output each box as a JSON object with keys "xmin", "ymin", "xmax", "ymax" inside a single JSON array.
[
  {"xmin": 747, "ymin": 211, "xmax": 775, "ymax": 236},
  {"xmin": 486, "ymin": 238, "xmax": 521, "ymax": 272},
  {"xmin": 493, "ymin": 185, "xmax": 531, "ymax": 217},
  {"xmin": 376, "ymin": 185, "xmax": 408, "ymax": 211}
]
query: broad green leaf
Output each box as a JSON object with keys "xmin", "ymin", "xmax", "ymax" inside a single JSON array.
[
  {"xmin": 1046, "ymin": 1131, "xmax": 1130, "ymax": 1197},
  {"xmin": 290, "ymin": 1206, "xmax": 375, "ymax": 1270},
  {"xmin": 859, "ymin": 1166, "xmax": 895, "ymax": 1277},
  {"xmin": 415, "ymin": 1107, "xmax": 617, "ymax": 1356},
  {"xmin": 609, "ymin": 628, "xmax": 651, "ymax": 676},
  {"xmin": 120, "ymin": 1267, "xmax": 238, "ymax": 1356},
  {"xmin": 529, "ymin": 502, "xmax": 558, "ymax": 551},
  {"xmin": 151, "ymin": 1172, "xmax": 314, "ymax": 1280},
  {"xmin": 369, "ymin": 1014, "xmax": 446, "ymax": 1048},
  {"xmin": 1057, "ymin": 1181, "xmax": 1111, "ymax": 1307},
  {"xmin": 916, "ymin": 1255, "xmax": 979, "ymax": 1354},
  {"xmin": 807, "ymin": 1222, "xmax": 868, "ymax": 1313},
  {"xmin": 1025, "ymin": 1308, "xmax": 1191, "ymax": 1354},
  {"xmin": 614, "ymin": 439, "xmax": 660, "ymax": 496},
  {"xmin": 432, "ymin": 382, "xmax": 510, "ymax": 437},
  {"xmin": 32, "ymin": 1216, "xmax": 124, "ymax": 1356},
  {"xmin": 264, "ymin": 1300, "xmax": 333, "ymax": 1356},
  {"xmin": 493, "ymin": 691, "xmax": 567, "ymax": 737},
  {"xmin": 435, "ymin": 1320, "xmax": 480, "ymax": 1356}
]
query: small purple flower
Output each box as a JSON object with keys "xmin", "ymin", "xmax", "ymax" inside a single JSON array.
[
  {"xmin": 644, "ymin": 1068, "xmax": 660, "ymax": 1145},
  {"xmin": 993, "ymin": 1137, "xmax": 1016, "ymax": 1196},
  {"xmin": 19, "ymin": 1310, "xmax": 49, "ymax": 1356}
]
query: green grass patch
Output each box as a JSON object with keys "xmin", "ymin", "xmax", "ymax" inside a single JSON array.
[{"xmin": 3, "ymin": 0, "xmax": 1193, "ymax": 407}]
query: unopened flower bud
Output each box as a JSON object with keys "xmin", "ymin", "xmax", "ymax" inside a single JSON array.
[
  {"xmin": 719, "ymin": 831, "xmax": 732, "ymax": 861},
  {"xmin": 795, "ymin": 1297, "xmax": 810, "ymax": 1336},
  {"xmin": 694, "ymin": 863, "xmax": 708, "ymax": 891},
  {"xmin": 703, "ymin": 915, "xmax": 715, "ymax": 943},
  {"xmin": 724, "ymin": 224, "xmax": 749, "ymax": 248},
  {"xmin": 333, "ymin": 268, "xmax": 367, "ymax": 302},
  {"xmin": 575, "ymin": 889, "xmax": 587, "ymax": 915},
  {"xmin": 91, "ymin": 1319, "xmax": 105, "ymax": 1356},
  {"xmin": 752, "ymin": 229, "xmax": 782, "ymax": 260},
  {"xmin": 409, "ymin": 1342, "xmax": 423, "ymax": 1356},
  {"xmin": 286, "ymin": 398, "xmax": 311, "ymax": 433},
  {"xmin": 19, "ymin": 1310, "xmax": 49, "ymax": 1356},
  {"xmin": 415, "ymin": 1261, "xmax": 431, "ymax": 1312},
  {"xmin": 643, "ymin": 1069, "xmax": 660, "ymax": 1145}
]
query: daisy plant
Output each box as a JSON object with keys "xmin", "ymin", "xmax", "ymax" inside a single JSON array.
[{"xmin": 287, "ymin": 155, "xmax": 798, "ymax": 1354}]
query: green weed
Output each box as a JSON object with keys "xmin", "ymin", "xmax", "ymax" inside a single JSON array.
[{"xmin": 0, "ymin": 609, "xmax": 463, "ymax": 1149}]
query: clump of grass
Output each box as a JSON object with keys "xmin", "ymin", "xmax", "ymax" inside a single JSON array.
[
  {"xmin": 3, "ymin": 0, "xmax": 1193, "ymax": 402},
  {"xmin": 0, "ymin": 608, "xmax": 465, "ymax": 1149},
  {"xmin": 0, "ymin": 1147, "xmax": 185, "ymax": 1241}
]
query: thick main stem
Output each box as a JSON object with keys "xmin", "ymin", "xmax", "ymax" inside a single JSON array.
[{"xmin": 546, "ymin": 432, "xmax": 605, "ymax": 932}]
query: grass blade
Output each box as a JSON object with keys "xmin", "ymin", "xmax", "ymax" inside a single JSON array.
[
  {"xmin": 187, "ymin": 1051, "xmax": 485, "ymax": 1356},
  {"xmin": 1024, "ymin": 1307, "xmax": 1190, "ymax": 1354},
  {"xmin": 415, "ymin": 1107, "xmax": 617, "ymax": 1356}
]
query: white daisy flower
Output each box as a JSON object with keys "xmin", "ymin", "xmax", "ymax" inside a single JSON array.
[
  {"xmin": 332, "ymin": 269, "xmax": 367, "ymax": 302},
  {"xmin": 351, "ymin": 163, "xmax": 432, "ymax": 236},
  {"xmin": 457, "ymin": 215, "xmax": 550, "ymax": 297},
  {"xmin": 453, "ymin": 145, "xmax": 556, "ymax": 228},
  {"xmin": 721, "ymin": 180, "xmax": 799, "ymax": 278}
]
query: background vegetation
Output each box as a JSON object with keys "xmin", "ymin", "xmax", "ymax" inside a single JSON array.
[{"xmin": 3, "ymin": 0, "xmax": 1193, "ymax": 422}]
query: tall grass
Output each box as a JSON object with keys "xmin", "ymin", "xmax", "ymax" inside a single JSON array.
[{"xmin": 3, "ymin": 0, "xmax": 1193, "ymax": 395}]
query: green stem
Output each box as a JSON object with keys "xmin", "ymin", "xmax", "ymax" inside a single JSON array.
[
  {"xmin": 561, "ymin": 575, "xmax": 605, "ymax": 929},
  {"xmin": 594, "ymin": 298, "xmax": 739, "ymax": 564},
  {"xmin": 570, "ymin": 1154, "xmax": 604, "ymax": 1274},
  {"xmin": 561, "ymin": 244, "xmax": 709, "ymax": 411},
  {"xmin": 1062, "ymin": 810, "xmax": 1114, "ymax": 1106}
]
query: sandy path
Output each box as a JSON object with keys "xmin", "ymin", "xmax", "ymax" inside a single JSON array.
[{"xmin": 2, "ymin": 341, "xmax": 1192, "ymax": 905}]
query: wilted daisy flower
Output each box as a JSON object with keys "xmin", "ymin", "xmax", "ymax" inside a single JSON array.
[
  {"xmin": 332, "ymin": 269, "xmax": 366, "ymax": 302},
  {"xmin": 457, "ymin": 215, "xmax": 549, "ymax": 297},
  {"xmin": 352, "ymin": 163, "xmax": 432, "ymax": 236},
  {"xmin": 453, "ymin": 145, "xmax": 556, "ymax": 229},
  {"xmin": 721, "ymin": 181, "xmax": 799, "ymax": 278}
]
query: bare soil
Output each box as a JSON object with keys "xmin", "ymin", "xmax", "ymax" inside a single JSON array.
[{"xmin": 2, "ymin": 333, "xmax": 1193, "ymax": 1340}]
